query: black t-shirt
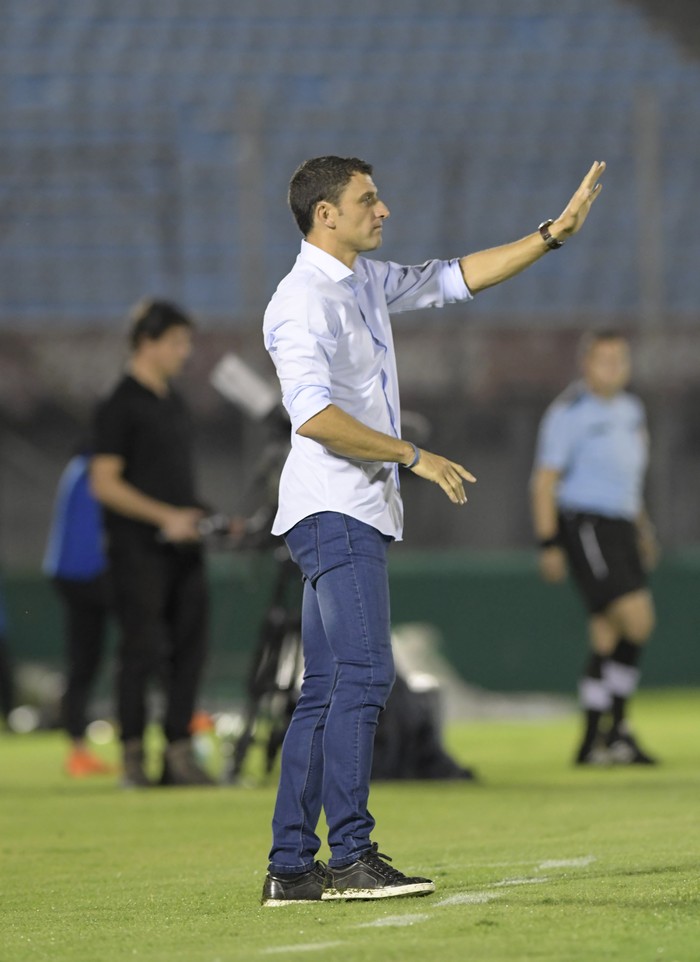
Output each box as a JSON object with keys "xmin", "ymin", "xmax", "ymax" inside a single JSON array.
[{"xmin": 93, "ymin": 374, "xmax": 199, "ymax": 543}]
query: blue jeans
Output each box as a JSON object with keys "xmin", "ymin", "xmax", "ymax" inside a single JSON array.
[{"xmin": 268, "ymin": 512, "xmax": 395, "ymax": 873}]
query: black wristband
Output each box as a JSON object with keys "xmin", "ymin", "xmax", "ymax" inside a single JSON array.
[
  {"xmin": 539, "ymin": 536, "xmax": 561, "ymax": 549},
  {"xmin": 538, "ymin": 219, "xmax": 564, "ymax": 250}
]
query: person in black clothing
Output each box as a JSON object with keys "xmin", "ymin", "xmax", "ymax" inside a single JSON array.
[
  {"xmin": 91, "ymin": 299, "xmax": 213, "ymax": 788},
  {"xmin": 0, "ymin": 578, "xmax": 15, "ymax": 730},
  {"xmin": 44, "ymin": 449, "xmax": 115, "ymax": 776}
]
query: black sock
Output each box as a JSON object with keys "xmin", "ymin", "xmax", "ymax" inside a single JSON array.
[
  {"xmin": 604, "ymin": 639, "xmax": 643, "ymax": 737},
  {"xmin": 582, "ymin": 709, "xmax": 603, "ymax": 750},
  {"xmin": 611, "ymin": 639, "xmax": 643, "ymax": 667},
  {"xmin": 577, "ymin": 653, "xmax": 610, "ymax": 754}
]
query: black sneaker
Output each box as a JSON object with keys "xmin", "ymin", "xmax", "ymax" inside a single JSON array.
[
  {"xmin": 160, "ymin": 739, "xmax": 216, "ymax": 786},
  {"xmin": 574, "ymin": 738, "xmax": 610, "ymax": 766},
  {"xmin": 261, "ymin": 861, "xmax": 328, "ymax": 906},
  {"xmin": 606, "ymin": 730, "xmax": 658, "ymax": 765},
  {"xmin": 323, "ymin": 843, "xmax": 435, "ymax": 900},
  {"xmin": 121, "ymin": 739, "xmax": 152, "ymax": 789}
]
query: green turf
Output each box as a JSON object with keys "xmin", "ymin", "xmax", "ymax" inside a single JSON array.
[{"xmin": 1, "ymin": 690, "xmax": 697, "ymax": 962}]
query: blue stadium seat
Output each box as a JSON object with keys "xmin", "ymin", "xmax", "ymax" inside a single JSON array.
[{"xmin": 1, "ymin": 1, "xmax": 700, "ymax": 324}]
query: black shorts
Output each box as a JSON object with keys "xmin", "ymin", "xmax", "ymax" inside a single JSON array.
[{"xmin": 558, "ymin": 511, "xmax": 647, "ymax": 614}]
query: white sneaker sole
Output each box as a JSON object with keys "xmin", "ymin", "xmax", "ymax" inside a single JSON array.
[
  {"xmin": 261, "ymin": 898, "xmax": 323, "ymax": 907},
  {"xmin": 322, "ymin": 881, "xmax": 435, "ymax": 900}
]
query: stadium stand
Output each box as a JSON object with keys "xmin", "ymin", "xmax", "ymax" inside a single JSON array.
[{"xmin": 1, "ymin": 0, "xmax": 699, "ymax": 325}]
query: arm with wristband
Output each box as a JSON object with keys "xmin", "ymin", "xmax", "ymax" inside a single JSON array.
[
  {"xmin": 530, "ymin": 465, "xmax": 568, "ymax": 584},
  {"xmin": 296, "ymin": 404, "xmax": 475, "ymax": 506}
]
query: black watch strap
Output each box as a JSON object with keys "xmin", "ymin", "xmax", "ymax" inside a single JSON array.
[{"xmin": 538, "ymin": 219, "xmax": 564, "ymax": 250}]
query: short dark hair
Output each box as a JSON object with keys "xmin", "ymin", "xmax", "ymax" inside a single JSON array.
[
  {"xmin": 288, "ymin": 156, "xmax": 373, "ymax": 236},
  {"xmin": 128, "ymin": 299, "xmax": 194, "ymax": 350},
  {"xmin": 578, "ymin": 328, "xmax": 628, "ymax": 358}
]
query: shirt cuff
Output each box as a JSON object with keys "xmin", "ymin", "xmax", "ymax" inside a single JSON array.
[
  {"xmin": 444, "ymin": 258, "xmax": 473, "ymax": 302},
  {"xmin": 285, "ymin": 384, "xmax": 332, "ymax": 433},
  {"xmin": 535, "ymin": 457, "xmax": 567, "ymax": 472}
]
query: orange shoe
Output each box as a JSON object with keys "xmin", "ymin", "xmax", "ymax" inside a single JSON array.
[
  {"xmin": 65, "ymin": 748, "xmax": 117, "ymax": 778},
  {"xmin": 189, "ymin": 710, "xmax": 215, "ymax": 735}
]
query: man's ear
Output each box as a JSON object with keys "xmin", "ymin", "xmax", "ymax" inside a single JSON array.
[{"xmin": 315, "ymin": 201, "xmax": 337, "ymax": 231}]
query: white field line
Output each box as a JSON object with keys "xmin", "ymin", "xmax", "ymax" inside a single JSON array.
[
  {"xmin": 490, "ymin": 877, "xmax": 550, "ymax": 887},
  {"xmin": 445, "ymin": 854, "xmax": 598, "ymax": 870},
  {"xmin": 536, "ymin": 855, "xmax": 597, "ymax": 871},
  {"xmin": 357, "ymin": 913, "xmax": 431, "ymax": 928},
  {"xmin": 435, "ymin": 853, "xmax": 596, "ymax": 910},
  {"xmin": 435, "ymin": 892, "xmax": 501, "ymax": 906},
  {"xmin": 468, "ymin": 860, "xmax": 550, "ymax": 868},
  {"xmin": 261, "ymin": 942, "xmax": 346, "ymax": 954},
  {"xmin": 261, "ymin": 854, "xmax": 598, "ymax": 953}
]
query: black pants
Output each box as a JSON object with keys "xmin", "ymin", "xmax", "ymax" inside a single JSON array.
[
  {"xmin": 53, "ymin": 574, "xmax": 112, "ymax": 739},
  {"xmin": 0, "ymin": 633, "xmax": 14, "ymax": 722},
  {"xmin": 109, "ymin": 538, "xmax": 209, "ymax": 744}
]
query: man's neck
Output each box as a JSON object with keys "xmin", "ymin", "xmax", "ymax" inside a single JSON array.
[
  {"xmin": 305, "ymin": 234, "xmax": 358, "ymax": 270},
  {"xmin": 586, "ymin": 383, "xmax": 620, "ymax": 401},
  {"xmin": 128, "ymin": 357, "xmax": 169, "ymax": 397}
]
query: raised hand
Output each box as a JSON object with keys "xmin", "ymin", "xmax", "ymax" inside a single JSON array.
[{"xmin": 555, "ymin": 161, "xmax": 606, "ymax": 238}]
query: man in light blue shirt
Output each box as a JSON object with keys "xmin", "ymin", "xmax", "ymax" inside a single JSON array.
[
  {"xmin": 261, "ymin": 154, "xmax": 605, "ymax": 905},
  {"xmin": 532, "ymin": 331, "xmax": 658, "ymax": 766}
]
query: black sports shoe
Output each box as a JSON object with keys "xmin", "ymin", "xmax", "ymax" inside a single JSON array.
[
  {"xmin": 160, "ymin": 739, "xmax": 216, "ymax": 786},
  {"xmin": 606, "ymin": 730, "xmax": 658, "ymax": 765},
  {"xmin": 121, "ymin": 739, "xmax": 152, "ymax": 788},
  {"xmin": 574, "ymin": 738, "xmax": 610, "ymax": 766},
  {"xmin": 261, "ymin": 861, "xmax": 328, "ymax": 906},
  {"xmin": 323, "ymin": 843, "xmax": 435, "ymax": 900}
]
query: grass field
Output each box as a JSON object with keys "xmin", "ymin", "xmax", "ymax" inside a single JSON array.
[{"xmin": 1, "ymin": 689, "xmax": 697, "ymax": 962}]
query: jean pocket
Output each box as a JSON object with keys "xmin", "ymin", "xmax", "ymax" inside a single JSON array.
[{"xmin": 283, "ymin": 515, "xmax": 320, "ymax": 583}]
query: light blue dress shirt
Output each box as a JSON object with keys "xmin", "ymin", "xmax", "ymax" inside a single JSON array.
[
  {"xmin": 534, "ymin": 381, "xmax": 648, "ymax": 520},
  {"xmin": 263, "ymin": 240, "xmax": 472, "ymax": 539}
]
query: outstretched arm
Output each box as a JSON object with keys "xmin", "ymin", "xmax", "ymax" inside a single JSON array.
[{"xmin": 460, "ymin": 161, "xmax": 605, "ymax": 293}]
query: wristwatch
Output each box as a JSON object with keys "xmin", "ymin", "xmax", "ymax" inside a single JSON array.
[{"xmin": 538, "ymin": 219, "xmax": 564, "ymax": 250}]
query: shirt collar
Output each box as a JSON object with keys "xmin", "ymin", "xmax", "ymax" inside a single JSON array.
[
  {"xmin": 298, "ymin": 239, "xmax": 357, "ymax": 285},
  {"xmin": 577, "ymin": 382, "xmax": 623, "ymax": 407}
]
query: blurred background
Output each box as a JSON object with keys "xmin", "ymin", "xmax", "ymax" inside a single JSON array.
[{"xmin": 1, "ymin": 0, "xmax": 699, "ymax": 708}]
